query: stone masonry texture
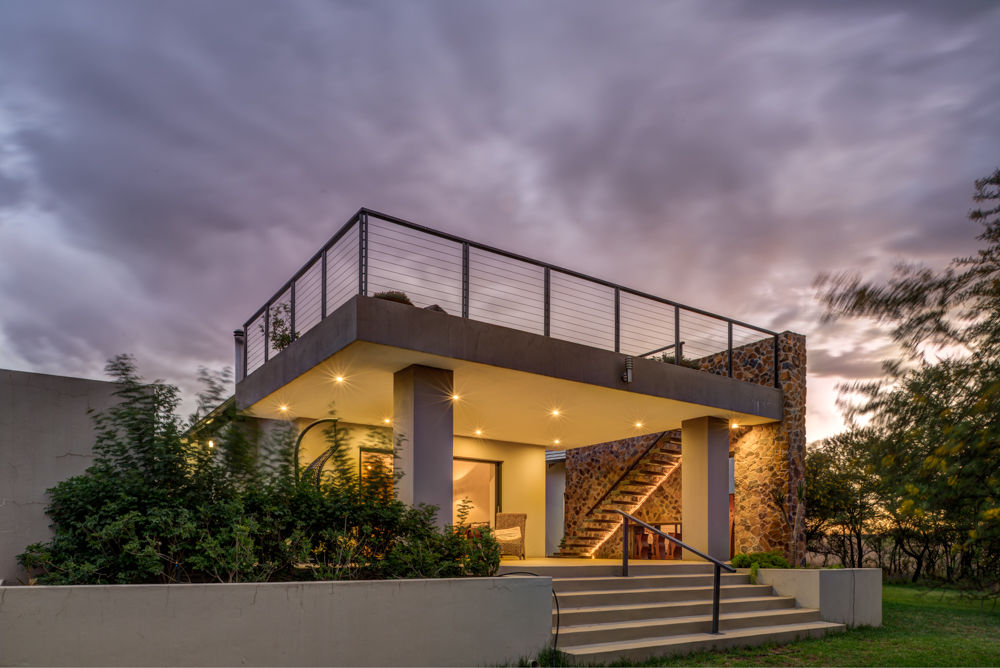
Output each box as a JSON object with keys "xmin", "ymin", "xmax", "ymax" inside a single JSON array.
[{"xmin": 564, "ymin": 331, "xmax": 807, "ymax": 564}]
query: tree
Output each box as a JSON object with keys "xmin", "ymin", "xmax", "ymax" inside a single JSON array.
[
  {"xmin": 805, "ymin": 429, "xmax": 883, "ymax": 568},
  {"xmin": 818, "ymin": 168, "xmax": 1000, "ymax": 593}
]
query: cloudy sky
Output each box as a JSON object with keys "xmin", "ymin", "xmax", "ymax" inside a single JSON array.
[{"xmin": 1, "ymin": 0, "xmax": 997, "ymax": 441}]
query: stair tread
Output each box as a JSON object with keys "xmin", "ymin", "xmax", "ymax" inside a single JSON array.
[
  {"xmin": 554, "ymin": 573, "xmax": 740, "ymax": 584},
  {"xmin": 556, "ymin": 595, "xmax": 795, "ymax": 615},
  {"xmin": 563, "ymin": 620, "xmax": 847, "ymax": 655},
  {"xmin": 559, "ymin": 584, "xmax": 770, "ymax": 597},
  {"xmin": 559, "ymin": 608, "xmax": 821, "ymax": 633}
]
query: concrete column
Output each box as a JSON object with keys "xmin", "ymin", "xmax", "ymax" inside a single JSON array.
[
  {"xmin": 393, "ymin": 365, "xmax": 454, "ymax": 528},
  {"xmin": 681, "ymin": 416, "xmax": 730, "ymax": 560}
]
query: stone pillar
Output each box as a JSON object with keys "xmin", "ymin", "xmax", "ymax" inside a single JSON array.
[
  {"xmin": 731, "ymin": 331, "xmax": 807, "ymax": 565},
  {"xmin": 681, "ymin": 416, "xmax": 730, "ymax": 560},
  {"xmin": 393, "ymin": 365, "xmax": 454, "ymax": 528}
]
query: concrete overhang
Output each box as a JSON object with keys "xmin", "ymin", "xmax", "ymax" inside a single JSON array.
[{"xmin": 237, "ymin": 296, "xmax": 783, "ymax": 448}]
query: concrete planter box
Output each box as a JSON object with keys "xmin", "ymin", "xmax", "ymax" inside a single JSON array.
[
  {"xmin": 753, "ymin": 568, "xmax": 882, "ymax": 627},
  {"xmin": 0, "ymin": 576, "xmax": 552, "ymax": 667}
]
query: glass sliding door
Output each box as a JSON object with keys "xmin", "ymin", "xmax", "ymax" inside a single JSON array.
[{"xmin": 452, "ymin": 458, "xmax": 499, "ymax": 527}]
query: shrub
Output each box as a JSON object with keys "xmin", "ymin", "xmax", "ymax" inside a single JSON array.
[
  {"xmin": 373, "ymin": 290, "xmax": 413, "ymax": 305},
  {"xmin": 18, "ymin": 355, "xmax": 499, "ymax": 584},
  {"xmin": 731, "ymin": 549, "xmax": 791, "ymax": 569}
]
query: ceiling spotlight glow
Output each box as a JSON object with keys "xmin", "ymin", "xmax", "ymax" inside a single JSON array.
[
  {"xmin": 551, "ymin": 409, "xmax": 561, "ymax": 417},
  {"xmin": 553, "ymin": 439, "xmax": 561, "ymax": 445},
  {"xmin": 475, "ymin": 429, "xmax": 483, "ymax": 436},
  {"xmin": 383, "ymin": 418, "xmax": 391, "ymax": 424},
  {"xmin": 451, "ymin": 393, "xmax": 460, "ymax": 401},
  {"xmin": 635, "ymin": 421, "xmax": 643, "ymax": 428},
  {"xmin": 279, "ymin": 405, "xmax": 288, "ymax": 412},
  {"xmin": 334, "ymin": 375, "xmax": 345, "ymax": 383}
]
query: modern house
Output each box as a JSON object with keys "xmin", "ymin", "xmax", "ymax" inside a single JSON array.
[{"xmin": 234, "ymin": 209, "xmax": 807, "ymax": 564}]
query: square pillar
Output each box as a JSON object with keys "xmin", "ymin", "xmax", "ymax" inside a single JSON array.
[
  {"xmin": 393, "ymin": 365, "xmax": 454, "ymax": 528},
  {"xmin": 681, "ymin": 416, "xmax": 730, "ymax": 560}
]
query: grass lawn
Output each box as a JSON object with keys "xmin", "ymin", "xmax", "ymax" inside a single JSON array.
[{"xmin": 567, "ymin": 584, "xmax": 1000, "ymax": 667}]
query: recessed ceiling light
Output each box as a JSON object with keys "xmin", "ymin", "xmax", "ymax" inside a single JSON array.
[
  {"xmin": 553, "ymin": 439, "xmax": 561, "ymax": 445},
  {"xmin": 635, "ymin": 421, "xmax": 643, "ymax": 428},
  {"xmin": 279, "ymin": 405, "xmax": 288, "ymax": 412},
  {"xmin": 475, "ymin": 429, "xmax": 483, "ymax": 436},
  {"xmin": 383, "ymin": 418, "xmax": 391, "ymax": 424},
  {"xmin": 551, "ymin": 409, "xmax": 561, "ymax": 417},
  {"xmin": 451, "ymin": 393, "xmax": 460, "ymax": 401},
  {"xmin": 334, "ymin": 375, "xmax": 344, "ymax": 383}
]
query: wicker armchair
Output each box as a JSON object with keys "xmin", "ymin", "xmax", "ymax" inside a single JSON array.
[{"xmin": 494, "ymin": 513, "xmax": 526, "ymax": 559}]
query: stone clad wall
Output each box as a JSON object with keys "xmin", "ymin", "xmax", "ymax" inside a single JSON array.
[
  {"xmin": 695, "ymin": 331, "xmax": 807, "ymax": 562},
  {"xmin": 563, "ymin": 331, "xmax": 807, "ymax": 564}
]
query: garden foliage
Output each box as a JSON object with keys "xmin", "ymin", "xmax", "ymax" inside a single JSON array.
[
  {"xmin": 19, "ymin": 355, "xmax": 500, "ymax": 584},
  {"xmin": 813, "ymin": 168, "xmax": 1000, "ymax": 594}
]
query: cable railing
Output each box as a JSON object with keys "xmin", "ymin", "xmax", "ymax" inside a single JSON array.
[{"xmin": 238, "ymin": 208, "xmax": 781, "ymax": 386}]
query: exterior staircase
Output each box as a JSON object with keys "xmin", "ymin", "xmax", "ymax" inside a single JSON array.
[
  {"xmin": 559, "ymin": 432, "xmax": 681, "ymax": 557},
  {"xmin": 502, "ymin": 562, "xmax": 845, "ymax": 663}
]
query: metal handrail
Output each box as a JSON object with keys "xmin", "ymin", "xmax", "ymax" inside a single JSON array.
[{"xmin": 613, "ymin": 509, "xmax": 736, "ymax": 634}]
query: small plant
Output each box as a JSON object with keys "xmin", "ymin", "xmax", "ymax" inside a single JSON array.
[
  {"xmin": 654, "ymin": 352, "xmax": 702, "ymax": 369},
  {"xmin": 260, "ymin": 302, "xmax": 299, "ymax": 352},
  {"xmin": 373, "ymin": 290, "xmax": 413, "ymax": 305},
  {"xmin": 731, "ymin": 549, "xmax": 791, "ymax": 569}
]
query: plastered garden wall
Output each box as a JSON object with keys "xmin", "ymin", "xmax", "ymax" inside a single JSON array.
[{"xmin": 0, "ymin": 577, "xmax": 553, "ymax": 667}]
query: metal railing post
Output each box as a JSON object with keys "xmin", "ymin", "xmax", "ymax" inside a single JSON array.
[
  {"xmin": 263, "ymin": 303, "xmax": 270, "ymax": 362},
  {"xmin": 674, "ymin": 305, "xmax": 681, "ymax": 364},
  {"xmin": 321, "ymin": 248, "xmax": 328, "ymax": 319},
  {"xmin": 614, "ymin": 287, "xmax": 620, "ymax": 353},
  {"xmin": 289, "ymin": 282, "xmax": 296, "ymax": 342},
  {"xmin": 621, "ymin": 515, "xmax": 629, "ymax": 577},
  {"xmin": 544, "ymin": 267, "xmax": 551, "ymax": 337},
  {"xmin": 712, "ymin": 562, "xmax": 722, "ymax": 634},
  {"xmin": 727, "ymin": 321, "xmax": 733, "ymax": 378},
  {"xmin": 462, "ymin": 242, "xmax": 470, "ymax": 318},
  {"xmin": 358, "ymin": 213, "xmax": 368, "ymax": 297}
]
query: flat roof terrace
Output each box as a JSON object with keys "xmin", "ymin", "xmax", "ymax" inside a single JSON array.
[{"xmin": 235, "ymin": 209, "xmax": 785, "ymax": 446}]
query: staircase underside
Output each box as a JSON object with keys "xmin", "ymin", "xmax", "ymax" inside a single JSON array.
[{"xmin": 559, "ymin": 435, "xmax": 682, "ymax": 558}]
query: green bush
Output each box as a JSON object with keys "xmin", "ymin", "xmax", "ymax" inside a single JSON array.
[
  {"xmin": 18, "ymin": 355, "xmax": 499, "ymax": 584},
  {"xmin": 731, "ymin": 549, "xmax": 791, "ymax": 569}
]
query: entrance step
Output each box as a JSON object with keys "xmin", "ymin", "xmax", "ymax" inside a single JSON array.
[
  {"xmin": 538, "ymin": 564, "xmax": 846, "ymax": 662},
  {"xmin": 558, "ymin": 607, "xmax": 823, "ymax": 646},
  {"xmin": 557, "ymin": 583, "xmax": 773, "ymax": 608},
  {"xmin": 560, "ymin": 621, "xmax": 846, "ymax": 664},
  {"xmin": 553, "ymin": 573, "xmax": 749, "ymax": 592},
  {"xmin": 555, "ymin": 594, "xmax": 797, "ymax": 626}
]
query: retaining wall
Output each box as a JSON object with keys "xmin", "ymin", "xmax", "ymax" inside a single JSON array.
[{"xmin": 0, "ymin": 576, "xmax": 553, "ymax": 666}]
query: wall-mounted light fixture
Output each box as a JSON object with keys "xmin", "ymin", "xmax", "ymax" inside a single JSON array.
[{"xmin": 622, "ymin": 356, "xmax": 633, "ymax": 383}]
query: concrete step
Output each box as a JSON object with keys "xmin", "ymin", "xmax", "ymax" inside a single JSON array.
[
  {"xmin": 554, "ymin": 595, "xmax": 796, "ymax": 626},
  {"xmin": 560, "ymin": 620, "xmax": 846, "ymax": 664},
  {"xmin": 557, "ymin": 584, "xmax": 774, "ymax": 608},
  {"xmin": 499, "ymin": 563, "xmax": 714, "ymax": 578},
  {"xmin": 553, "ymin": 573, "xmax": 750, "ymax": 592},
  {"xmin": 557, "ymin": 607, "xmax": 823, "ymax": 647}
]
